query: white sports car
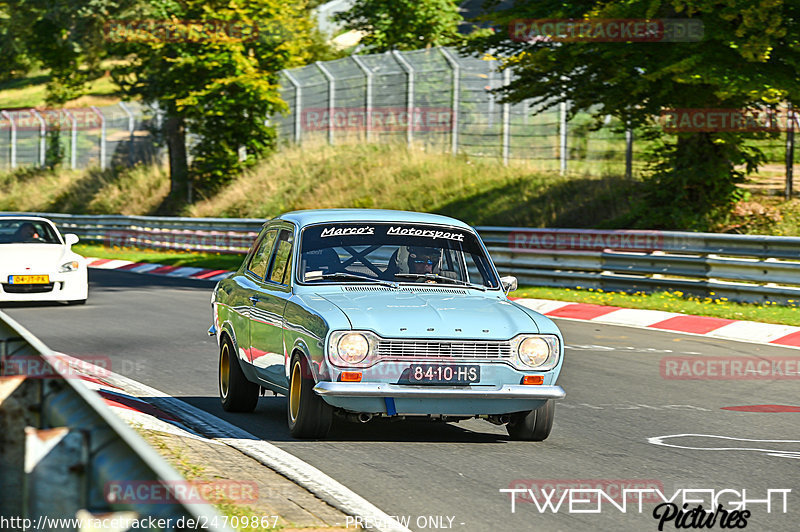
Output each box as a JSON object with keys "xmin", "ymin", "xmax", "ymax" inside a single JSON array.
[{"xmin": 0, "ymin": 215, "xmax": 88, "ymax": 304}]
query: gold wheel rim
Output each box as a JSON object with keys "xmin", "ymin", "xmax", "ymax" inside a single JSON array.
[
  {"xmin": 220, "ymin": 343, "xmax": 230, "ymax": 399},
  {"xmin": 289, "ymin": 360, "xmax": 302, "ymax": 423}
]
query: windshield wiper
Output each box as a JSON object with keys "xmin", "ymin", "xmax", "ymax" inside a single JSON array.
[
  {"xmin": 308, "ymin": 271, "xmax": 399, "ymax": 289},
  {"xmin": 394, "ymin": 273, "xmax": 486, "ymax": 291}
]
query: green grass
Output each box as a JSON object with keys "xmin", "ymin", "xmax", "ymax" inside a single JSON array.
[
  {"xmin": 0, "ymin": 65, "xmax": 121, "ymax": 108},
  {"xmin": 510, "ymin": 285, "xmax": 800, "ymax": 327},
  {"xmin": 2, "ymin": 142, "xmax": 639, "ymax": 228},
  {"xmin": 186, "ymin": 142, "xmax": 638, "ymax": 228},
  {"xmin": 75, "ymin": 244, "xmax": 244, "ymax": 271}
]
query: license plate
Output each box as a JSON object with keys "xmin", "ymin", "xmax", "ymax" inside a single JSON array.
[
  {"xmin": 9, "ymin": 275, "xmax": 49, "ymax": 284},
  {"xmin": 401, "ymin": 364, "xmax": 480, "ymax": 385}
]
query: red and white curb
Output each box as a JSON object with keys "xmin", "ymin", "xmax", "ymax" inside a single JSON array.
[
  {"xmin": 87, "ymin": 258, "xmax": 231, "ymax": 282},
  {"xmin": 514, "ymin": 298, "xmax": 800, "ymax": 350},
  {"xmin": 49, "ymin": 352, "xmax": 218, "ymax": 443},
  {"xmin": 86, "ymin": 257, "xmax": 800, "ymax": 350},
  {"xmin": 55, "ymin": 352, "xmax": 410, "ymax": 532}
]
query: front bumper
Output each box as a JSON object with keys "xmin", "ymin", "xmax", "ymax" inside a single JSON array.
[
  {"xmin": 313, "ymin": 382, "xmax": 564, "ymax": 415},
  {"xmin": 315, "ymin": 382, "xmax": 565, "ymax": 400},
  {"xmin": 0, "ymin": 271, "xmax": 88, "ymax": 302}
]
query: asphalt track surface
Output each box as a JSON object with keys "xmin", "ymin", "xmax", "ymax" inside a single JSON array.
[{"xmin": 4, "ymin": 269, "xmax": 799, "ymax": 531}]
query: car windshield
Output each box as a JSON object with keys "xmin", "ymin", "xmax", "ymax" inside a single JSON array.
[
  {"xmin": 0, "ymin": 219, "xmax": 61, "ymax": 244},
  {"xmin": 298, "ymin": 222, "xmax": 499, "ymax": 288}
]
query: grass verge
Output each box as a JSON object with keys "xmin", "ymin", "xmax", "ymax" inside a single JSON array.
[
  {"xmin": 2, "ymin": 140, "xmax": 797, "ymax": 234},
  {"xmin": 77, "ymin": 244, "xmax": 800, "ymax": 327},
  {"xmin": 1, "ymin": 142, "xmax": 638, "ymax": 228},
  {"xmin": 75, "ymin": 244, "xmax": 244, "ymax": 271},
  {"xmin": 511, "ymin": 285, "xmax": 800, "ymax": 327}
]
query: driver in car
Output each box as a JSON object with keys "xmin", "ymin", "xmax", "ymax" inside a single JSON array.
[
  {"xmin": 407, "ymin": 246, "xmax": 440, "ymax": 275},
  {"xmin": 14, "ymin": 222, "xmax": 41, "ymax": 242}
]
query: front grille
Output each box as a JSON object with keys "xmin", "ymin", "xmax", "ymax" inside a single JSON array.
[
  {"xmin": 2, "ymin": 283, "xmax": 55, "ymax": 294},
  {"xmin": 376, "ymin": 339, "xmax": 512, "ymax": 360}
]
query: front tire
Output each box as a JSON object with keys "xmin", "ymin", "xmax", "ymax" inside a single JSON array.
[
  {"xmin": 506, "ymin": 400, "xmax": 555, "ymax": 441},
  {"xmin": 287, "ymin": 354, "xmax": 332, "ymax": 439},
  {"xmin": 219, "ymin": 337, "xmax": 259, "ymax": 412}
]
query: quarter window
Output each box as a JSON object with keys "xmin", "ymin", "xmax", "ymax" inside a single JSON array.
[
  {"xmin": 248, "ymin": 230, "xmax": 277, "ymax": 279},
  {"xmin": 268, "ymin": 230, "xmax": 293, "ymax": 285}
]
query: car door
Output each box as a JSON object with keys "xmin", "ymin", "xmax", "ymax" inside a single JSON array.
[{"xmin": 249, "ymin": 226, "xmax": 294, "ymax": 391}]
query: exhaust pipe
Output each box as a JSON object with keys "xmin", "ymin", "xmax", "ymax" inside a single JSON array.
[
  {"xmin": 358, "ymin": 413, "xmax": 373, "ymax": 423},
  {"xmin": 486, "ymin": 414, "xmax": 511, "ymax": 425}
]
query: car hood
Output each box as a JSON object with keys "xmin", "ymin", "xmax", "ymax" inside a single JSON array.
[
  {"xmin": 0, "ymin": 244, "xmax": 71, "ymax": 272},
  {"xmin": 317, "ymin": 288, "xmax": 538, "ymax": 340}
]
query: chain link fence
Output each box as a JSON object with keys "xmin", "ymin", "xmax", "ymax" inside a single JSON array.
[
  {"xmin": 0, "ymin": 102, "xmax": 160, "ymax": 171},
  {"xmin": 274, "ymin": 47, "xmax": 646, "ymax": 176},
  {"xmin": 1, "ymin": 47, "xmax": 796, "ymax": 180},
  {"xmin": 273, "ymin": 47, "xmax": 798, "ymax": 179}
]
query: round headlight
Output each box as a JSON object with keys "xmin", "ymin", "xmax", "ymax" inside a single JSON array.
[
  {"xmin": 337, "ymin": 333, "xmax": 370, "ymax": 364},
  {"xmin": 518, "ymin": 337, "xmax": 551, "ymax": 367}
]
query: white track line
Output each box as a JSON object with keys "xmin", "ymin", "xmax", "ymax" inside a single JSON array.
[{"xmin": 58, "ymin": 353, "xmax": 410, "ymax": 532}]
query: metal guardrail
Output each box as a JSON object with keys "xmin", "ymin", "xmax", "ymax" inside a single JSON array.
[
  {"xmin": 482, "ymin": 227, "xmax": 800, "ymax": 304},
  {"xmin": 0, "ymin": 310, "xmax": 230, "ymax": 532},
  {"xmin": 27, "ymin": 212, "xmax": 264, "ymax": 254},
  {"xmin": 11, "ymin": 212, "xmax": 800, "ymax": 304}
]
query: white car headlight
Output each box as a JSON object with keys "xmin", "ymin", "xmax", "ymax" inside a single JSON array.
[
  {"xmin": 337, "ymin": 333, "xmax": 370, "ymax": 364},
  {"xmin": 59, "ymin": 261, "xmax": 80, "ymax": 273},
  {"xmin": 328, "ymin": 331, "xmax": 377, "ymax": 367},
  {"xmin": 511, "ymin": 334, "xmax": 560, "ymax": 370}
]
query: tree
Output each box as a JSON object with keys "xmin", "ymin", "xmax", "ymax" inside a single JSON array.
[
  {"xmin": 468, "ymin": 0, "xmax": 800, "ymax": 229},
  {"xmin": 5, "ymin": 0, "xmax": 331, "ymax": 204},
  {"xmin": 3, "ymin": 0, "xmax": 134, "ymax": 104},
  {"xmin": 0, "ymin": 5, "xmax": 36, "ymax": 82},
  {"xmin": 335, "ymin": 0, "xmax": 463, "ymax": 52}
]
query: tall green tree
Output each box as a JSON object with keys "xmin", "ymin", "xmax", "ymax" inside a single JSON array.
[
  {"xmin": 335, "ymin": 0, "xmax": 463, "ymax": 52},
  {"xmin": 0, "ymin": 5, "xmax": 36, "ymax": 82},
  {"xmin": 110, "ymin": 0, "xmax": 328, "ymax": 202},
  {"xmin": 4, "ymin": 0, "xmax": 132, "ymax": 104},
  {"xmin": 469, "ymin": 0, "xmax": 800, "ymax": 229}
]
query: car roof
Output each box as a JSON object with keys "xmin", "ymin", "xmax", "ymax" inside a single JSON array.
[
  {"xmin": 274, "ymin": 209, "xmax": 473, "ymax": 230},
  {"xmin": 0, "ymin": 214, "xmax": 56, "ymax": 225}
]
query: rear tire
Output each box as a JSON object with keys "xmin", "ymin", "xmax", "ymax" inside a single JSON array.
[
  {"xmin": 287, "ymin": 353, "xmax": 332, "ymax": 439},
  {"xmin": 219, "ymin": 337, "xmax": 259, "ymax": 412},
  {"xmin": 506, "ymin": 400, "xmax": 555, "ymax": 441}
]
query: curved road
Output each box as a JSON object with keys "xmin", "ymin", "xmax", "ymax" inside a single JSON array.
[{"xmin": 4, "ymin": 269, "xmax": 799, "ymax": 531}]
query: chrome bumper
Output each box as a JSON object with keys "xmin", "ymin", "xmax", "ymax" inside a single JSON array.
[{"xmin": 314, "ymin": 382, "xmax": 565, "ymax": 400}]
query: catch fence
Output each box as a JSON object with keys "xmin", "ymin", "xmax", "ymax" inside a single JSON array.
[{"xmin": 1, "ymin": 48, "xmax": 796, "ymax": 179}]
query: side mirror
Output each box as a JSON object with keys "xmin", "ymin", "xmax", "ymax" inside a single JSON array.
[
  {"xmin": 500, "ymin": 275, "xmax": 518, "ymax": 294},
  {"xmin": 65, "ymin": 234, "xmax": 79, "ymax": 246}
]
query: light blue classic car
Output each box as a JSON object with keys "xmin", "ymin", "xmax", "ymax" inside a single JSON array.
[{"xmin": 210, "ymin": 209, "xmax": 565, "ymax": 439}]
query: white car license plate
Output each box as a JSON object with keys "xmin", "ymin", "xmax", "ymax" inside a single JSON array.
[{"xmin": 9, "ymin": 275, "xmax": 50, "ymax": 284}]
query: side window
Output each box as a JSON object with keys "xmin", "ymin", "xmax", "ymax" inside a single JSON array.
[
  {"xmin": 268, "ymin": 230, "xmax": 294, "ymax": 285},
  {"xmin": 248, "ymin": 230, "xmax": 277, "ymax": 279}
]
